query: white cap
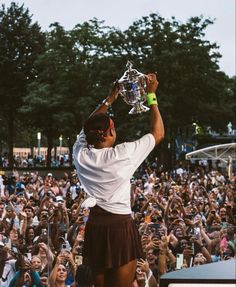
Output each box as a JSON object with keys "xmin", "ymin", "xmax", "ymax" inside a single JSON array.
[{"xmin": 47, "ymin": 173, "xmax": 53, "ymax": 177}]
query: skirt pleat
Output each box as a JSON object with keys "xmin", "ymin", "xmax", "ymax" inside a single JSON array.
[{"xmin": 83, "ymin": 205, "xmax": 144, "ymax": 269}]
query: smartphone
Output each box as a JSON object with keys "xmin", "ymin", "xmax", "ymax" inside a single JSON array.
[
  {"xmin": 12, "ymin": 246, "xmax": 18, "ymax": 254},
  {"xmin": 4, "ymin": 238, "xmax": 11, "ymax": 249},
  {"xmin": 61, "ymin": 243, "xmax": 67, "ymax": 251},
  {"xmin": 61, "ymin": 241, "xmax": 71, "ymax": 252},
  {"xmin": 75, "ymin": 255, "xmax": 83, "ymax": 265},
  {"xmin": 191, "ymin": 242, "xmax": 195, "ymax": 254},
  {"xmin": 194, "ymin": 227, "xmax": 200, "ymax": 239},
  {"xmin": 15, "ymin": 205, "xmax": 20, "ymax": 215},
  {"xmin": 176, "ymin": 253, "xmax": 184, "ymax": 269},
  {"xmin": 26, "ymin": 252, "xmax": 32, "ymax": 260}
]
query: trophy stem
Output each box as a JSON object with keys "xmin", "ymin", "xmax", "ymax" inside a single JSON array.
[{"xmin": 129, "ymin": 102, "xmax": 150, "ymax": 114}]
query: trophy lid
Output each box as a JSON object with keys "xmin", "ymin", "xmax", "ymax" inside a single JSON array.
[{"xmin": 118, "ymin": 61, "xmax": 144, "ymax": 83}]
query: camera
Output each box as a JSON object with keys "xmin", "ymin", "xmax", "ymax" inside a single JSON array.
[
  {"xmin": 61, "ymin": 241, "xmax": 71, "ymax": 252},
  {"xmin": 61, "ymin": 243, "xmax": 67, "ymax": 250}
]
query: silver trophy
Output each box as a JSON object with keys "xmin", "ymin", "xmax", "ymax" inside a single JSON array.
[{"xmin": 118, "ymin": 61, "xmax": 149, "ymax": 114}]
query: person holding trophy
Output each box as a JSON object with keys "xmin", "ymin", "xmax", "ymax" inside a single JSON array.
[{"xmin": 73, "ymin": 64, "xmax": 164, "ymax": 287}]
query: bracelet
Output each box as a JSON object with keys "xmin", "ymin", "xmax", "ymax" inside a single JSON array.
[
  {"xmin": 102, "ymin": 99, "xmax": 110, "ymax": 107},
  {"xmin": 146, "ymin": 93, "xmax": 158, "ymax": 106}
]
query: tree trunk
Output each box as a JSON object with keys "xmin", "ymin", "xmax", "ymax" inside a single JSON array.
[
  {"xmin": 7, "ymin": 114, "xmax": 14, "ymax": 169},
  {"xmin": 46, "ymin": 134, "xmax": 53, "ymax": 168},
  {"xmin": 67, "ymin": 137, "xmax": 73, "ymax": 166}
]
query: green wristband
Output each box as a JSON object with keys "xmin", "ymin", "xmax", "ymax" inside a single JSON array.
[{"xmin": 146, "ymin": 92, "xmax": 158, "ymax": 106}]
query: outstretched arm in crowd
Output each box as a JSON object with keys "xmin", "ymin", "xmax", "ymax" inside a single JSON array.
[
  {"xmin": 140, "ymin": 195, "xmax": 165, "ymax": 215},
  {"xmin": 38, "ymin": 242, "xmax": 55, "ymax": 269},
  {"xmin": 173, "ymin": 196, "xmax": 186, "ymax": 218},
  {"xmin": 164, "ymin": 197, "xmax": 175, "ymax": 226}
]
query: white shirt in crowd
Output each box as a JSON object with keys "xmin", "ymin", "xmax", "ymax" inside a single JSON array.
[
  {"xmin": 73, "ymin": 130, "xmax": 155, "ymax": 214},
  {"xmin": 143, "ymin": 180, "xmax": 154, "ymax": 195},
  {"xmin": 0, "ymin": 259, "xmax": 16, "ymax": 287}
]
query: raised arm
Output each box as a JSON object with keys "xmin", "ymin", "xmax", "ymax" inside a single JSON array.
[
  {"xmin": 146, "ymin": 74, "xmax": 164, "ymax": 145},
  {"xmin": 89, "ymin": 81, "xmax": 120, "ymax": 118}
]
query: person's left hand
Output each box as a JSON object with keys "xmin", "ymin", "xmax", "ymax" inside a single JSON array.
[{"xmin": 146, "ymin": 73, "xmax": 158, "ymax": 93}]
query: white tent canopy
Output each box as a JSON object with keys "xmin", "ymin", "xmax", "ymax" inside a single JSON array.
[{"xmin": 185, "ymin": 143, "xmax": 236, "ymax": 165}]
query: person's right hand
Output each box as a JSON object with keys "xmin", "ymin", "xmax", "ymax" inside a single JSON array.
[
  {"xmin": 38, "ymin": 242, "xmax": 48, "ymax": 251},
  {"xmin": 108, "ymin": 80, "xmax": 120, "ymax": 102},
  {"xmin": 146, "ymin": 73, "xmax": 158, "ymax": 93}
]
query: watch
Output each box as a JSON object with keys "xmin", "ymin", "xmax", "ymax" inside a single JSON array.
[{"xmin": 102, "ymin": 99, "xmax": 110, "ymax": 107}]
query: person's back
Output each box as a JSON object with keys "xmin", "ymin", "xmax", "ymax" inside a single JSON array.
[
  {"xmin": 73, "ymin": 74, "xmax": 164, "ymax": 287},
  {"xmin": 74, "ymin": 127, "xmax": 156, "ymax": 214}
]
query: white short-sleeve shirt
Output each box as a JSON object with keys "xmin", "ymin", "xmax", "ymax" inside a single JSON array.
[{"xmin": 73, "ymin": 130, "xmax": 155, "ymax": 214}]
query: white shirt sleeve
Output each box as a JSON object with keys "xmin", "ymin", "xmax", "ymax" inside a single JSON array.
[
  {"xmin": 124, "ymin": 133, "xmax": 155, "ymax": 169},
  {"xmin": 73, "ymin": 129, "xmax": 87, "ymax": 161}
]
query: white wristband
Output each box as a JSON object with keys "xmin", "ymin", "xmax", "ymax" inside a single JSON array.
[{"xmin": 102, "ymin": 99, "xmax": 110, "ymax": 106}]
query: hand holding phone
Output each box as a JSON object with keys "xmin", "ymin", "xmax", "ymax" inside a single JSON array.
[{"xmin": 75, "ymin": 255, "xmax": 83, "ymax": 265}]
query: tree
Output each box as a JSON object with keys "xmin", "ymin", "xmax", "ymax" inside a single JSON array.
[
  {"xmin": 16, "ymin": 12, "xmax": 235, "ymax": 170},
  {"xmin": 103, "ymin": 14, "xmax": 234, "ymax": 167},
  {"xmin": 0, "ymin": 2, "xmax": 45, "ymax": 168},
  {"xmin": 21, "ymin": 23, "xmax": 77, "ymax": 167}
]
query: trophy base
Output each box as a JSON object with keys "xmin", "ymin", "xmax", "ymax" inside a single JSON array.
[{"xmin": 129, "ymin": 103, "xmax": 150, "ymax": 114}]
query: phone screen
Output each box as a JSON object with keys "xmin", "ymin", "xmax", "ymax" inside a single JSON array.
[
  {"xmin": 194, "ymin": 227, "xmax": 200, "ymax": 239},
  {"xmin": 15, "ymin": 205, "xmax": 20, "ymax": 215},
  {"xmin": 5, "ymin": 238, "xmax": 11, "ymax": 249},
  {"xmin": 75, "ymin": 255, "xmax": 83, "ymax": 265},
  {"xmin": 176, "ymin": 253, "xmax": 184, "ymax": 269}
]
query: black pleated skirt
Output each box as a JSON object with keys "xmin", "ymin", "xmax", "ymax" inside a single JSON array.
[{"xmin": 83, "ymin": 205, "xmax": 144, "ymax": 269}]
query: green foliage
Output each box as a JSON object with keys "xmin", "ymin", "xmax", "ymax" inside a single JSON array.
[
  {"xmin": 0, "ymin": 2, "xmax": 45, "ymax": 167},
  {"xmin": 1, "ymin": 3, "xmax": 235, "ymax": 167}
]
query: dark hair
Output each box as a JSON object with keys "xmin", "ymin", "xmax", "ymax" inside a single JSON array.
[
  {"xmin": 84, "ymin": 113, "xmax": 111, "ymax": 145},
  {"xmin": 23, "ymin": 205, "xmax": 34, "ymax": 212},
  {"xmin": 25, "ymin": 226, "xmax": 35, "ymax": 245}
]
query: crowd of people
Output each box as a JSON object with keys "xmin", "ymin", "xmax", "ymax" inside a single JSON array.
[
  {"xmin": 0, "ymin": 73, "xmax": 235, "ymax": 287},
  {"xmin": 0, "ymin": 154, "xmax": 70, "ymax": 168},
  {"xmin": 0, "ymin": 163, "xmax": 235, "ymax": 287}
]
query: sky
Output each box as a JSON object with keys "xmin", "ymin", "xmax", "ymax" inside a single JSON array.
[{"xmin": 2, "ymin": 0, "xmax": 236, "ymax": 77}]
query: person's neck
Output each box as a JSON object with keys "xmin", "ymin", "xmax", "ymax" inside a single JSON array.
[
  {"xmin": 27, "ymin": 218, "xmax": 33, "ymax": 224},
  {"xmin": 56, "ymin": 282, "xmax": 66, "ymax": 287},
  {"xmin": 95, "ymin": 142, "xmax": 112, "ymax": 149}
]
